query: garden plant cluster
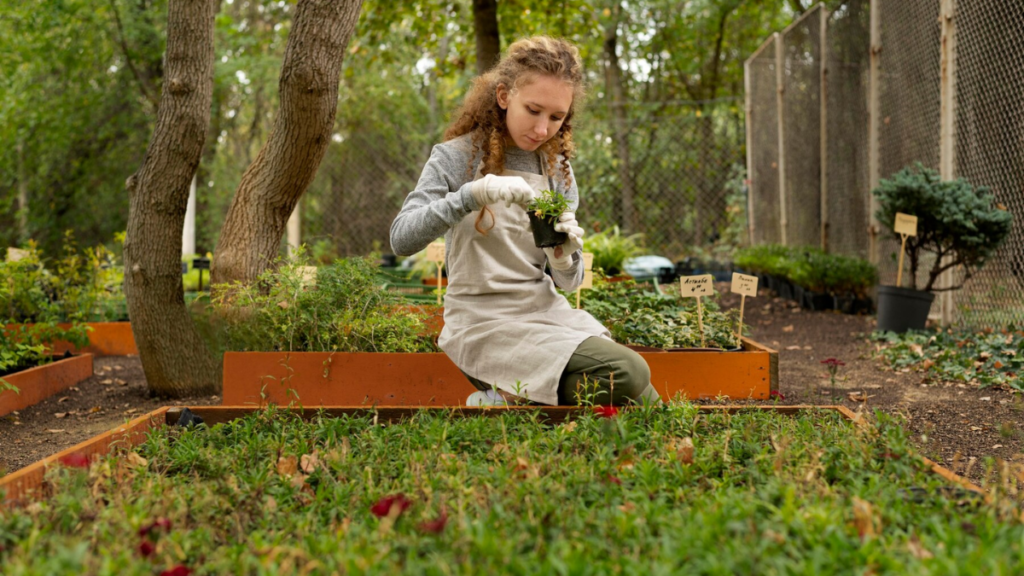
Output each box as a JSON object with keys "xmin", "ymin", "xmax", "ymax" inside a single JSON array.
[
  {"xmin": 874, "ymin": 328, "xmax": 1024, "ymax": 391},
  {"xmin": 2, "ymin": 402, "xmax": 1023, "ymax": 574}
]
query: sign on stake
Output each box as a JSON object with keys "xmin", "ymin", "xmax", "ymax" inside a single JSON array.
[
  {"xmin": 731, "ymin": 273, "xmax": 758, "ymax": 348},
  {"xmin": 894, "ymin": 212, "xmax": 918, "ymax": 288},
  {"xmin": 426, "ymin": 241, "xmax": 445, "ymax": 305},
  {"xmin": 680, "ymin": 275, "xmax": 714, "ymax": 347},
  {"xmin": 576, "ymin": 252, "xmax": 594, "ymax": 309}
]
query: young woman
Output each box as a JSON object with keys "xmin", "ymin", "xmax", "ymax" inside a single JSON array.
[{"xmin": 391, "ymin": 36, "xmax": 659, "ymax": 407}]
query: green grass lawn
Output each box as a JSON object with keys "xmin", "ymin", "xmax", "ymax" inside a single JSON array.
[{"xmin": 1, "ymin": 403, "xmax": 1022, "ymax": 575}]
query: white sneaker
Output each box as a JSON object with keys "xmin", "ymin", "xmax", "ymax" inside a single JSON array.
[{"xmin": 466, "ymin": 389, "xmax": 507, "ymax": 406}]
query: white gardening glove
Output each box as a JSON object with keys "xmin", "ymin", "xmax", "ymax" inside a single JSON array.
[
  {"xmin": 470, "ymin": 174, "xmax": 537, "ymax": 209},
  {"xmin": 542, "ymin": 212, "xmax": 585, "ymax": 271}
]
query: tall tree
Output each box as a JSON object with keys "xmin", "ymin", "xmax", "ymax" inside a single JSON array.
[
  {"xmin": 123, "ymin": 0, "xmax": 219, "ymax": 397},
  {"xmin": 212, "ymin": 0, "xmax": 363, "ymax": 286},
  {"xmin": 602, "ymin": 3, "xmax": 637, "ymax": 232},
  {"xmin": 473, "ymin": 0, "xmax": 500, "ymax": 74}
]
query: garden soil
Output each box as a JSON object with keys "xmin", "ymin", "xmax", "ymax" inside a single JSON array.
[{"xmin": 2, "ymin": 288, "xmax": 1020, "ymax": 484}]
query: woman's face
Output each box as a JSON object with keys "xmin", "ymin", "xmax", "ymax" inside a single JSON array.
[{"xmin": 497, "ymin": 74, "xmax": 573, "ymax": 152}]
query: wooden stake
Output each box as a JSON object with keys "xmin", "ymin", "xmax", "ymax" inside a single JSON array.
[
  {"xmin": 896, "ymin": 233, "xmax": 908, "ymax": 288},
  {"xmin": 576, "ymin": 288, "xmax": 582, "ymax": 309},
  {"xmin": 696, "ymin": 296, "xmax": 706, "ymax": 348},
  {"xmin": 737, "ymin": 294, "xmax": 746, "ymax": 348},
  {"xmin": 436, "ymin": 262, "xmax": 443, "ymax": 306}
]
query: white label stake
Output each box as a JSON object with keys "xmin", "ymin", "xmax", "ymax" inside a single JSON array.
[
  {"xmin": 894, "ymin": 213, "xmax": 918, "ymax": 288},
  {"xmin": 731, "ymin": 273, "xmax": 758, "ymax": 348},
  {"xmin": 681, "ymin": 275, "xmax": 714, "ymax": 347},
  {"xmin": 426, "ymin": 241, "xmax": 445, "ymax": 305}
]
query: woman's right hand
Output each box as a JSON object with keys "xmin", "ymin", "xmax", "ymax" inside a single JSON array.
[{"xmin": 470, "ymin": 174, "xmax": 537, "ymax": 209}]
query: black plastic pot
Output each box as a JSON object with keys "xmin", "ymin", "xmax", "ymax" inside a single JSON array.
[
  {"xmin": 802, "ymin": 290, "xmax": 836, "ymax": 311},
  {"xmin": 876, "ymin": 285, "xmax": 935, "ymax": 333},
  {"xmin": 777, "ymin": 279, "xmax": 794, "ymax": 301},
  {"xmin": 793, "ymin": 284, "xmax": 805, "ymax": 306},
  {"xmin": 527, "ymin": 210, "xmax": 568, "ymax": 248}
]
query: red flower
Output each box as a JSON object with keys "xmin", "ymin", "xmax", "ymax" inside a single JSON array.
[
  {"xmin": 417, "ymin": 508, "xmax": 448, "ymax": 534},
  {"xmin": 594, "ymin": 406, "xmax": 619, "ymax": 418},
  {"xmin": 138, "ymin": 517, "xmax": 173, "ymax": 538},
  {"xmin": 606, "ymin": 474, "xmax": 622, "ymax": 485},
  {"xmin": 370, "ymin": 493, "xmax": 412, "ymax": 518},
  {"xmin": 159, "ymin": 567, "xmax": 192, "ymax": 576},
  {"xmin": 821, "ymin": 358, "xmax": 846, "ymax": 368},
  {"xmin": 769, "ymin": 390, "xmax": 786, "ymax": 400},
  {"xmin": 58, "ymin": 452, "xmax": 90, "ymax": 468},
  {"xmin": 137, "ymin": 540, "xmax": 155, "ymax": 558}
]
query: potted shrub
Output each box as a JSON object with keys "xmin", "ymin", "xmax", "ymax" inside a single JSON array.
[
  {"xmin": 526, "ymin": 190, "xmax": 570, "ymax": 248},
  {"xmin": 873, "ymin": 164, "xmax": 1012, "ymax": 332},
  {"xmin": 587, "ymin": 226, "xmax": 644, "ymax": 279}
]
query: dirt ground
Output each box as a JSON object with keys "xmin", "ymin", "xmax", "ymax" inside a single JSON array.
[
  {"xmin": 2, "ymin": 289, "xmax": 1021, "ymax": 484},
  {"xmin": 714, "ymin": 285, "xmax": 1024, "ymax": 484}
]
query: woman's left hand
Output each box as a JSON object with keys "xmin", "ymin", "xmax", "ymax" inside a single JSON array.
[{"xmin": 543, "ymin": 212, "xmax": 585, "ymax": 271}]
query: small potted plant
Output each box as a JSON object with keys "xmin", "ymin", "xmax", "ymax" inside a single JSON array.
[
  {"xmin": 526, "ymin": 190, "xmax": 570, "ymax": 248},
  {"xmin": 873, "ymin": 164, "xmax": 1012, "ymax": 332}
]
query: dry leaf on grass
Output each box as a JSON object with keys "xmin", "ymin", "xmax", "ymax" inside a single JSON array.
[
  {"xmin": 671, "ymin": 437, "xmax": 695, "ymax": 464},
  {"xmin": 300, "ymin": 452, "xmax": 319, "ymax": 474},
  {"xmin": 276, "ymin": 455, "xmax": 298, "ymax": 477},
  {"xmin": 782, "ymin": 325, "xmax": 794, "ymax": 332},
  {"xmin": 852, "ymin": 497, "xmax": 877, "ymax": 539}
]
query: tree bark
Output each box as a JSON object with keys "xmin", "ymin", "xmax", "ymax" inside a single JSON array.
[
  {"xmin": 603, "ymin": 7, "xmax": 637, "ymax": 233},
  {"xmin": 123, "ymin": 0, "xmax": 219, "ymax": 398},
  {"xmin": 212, "ymin": 0, "xmax": 363, "ymax": 285},
  {"xmin": 473, "ymin": 0, "xmax": 500, "ymax": 75}
]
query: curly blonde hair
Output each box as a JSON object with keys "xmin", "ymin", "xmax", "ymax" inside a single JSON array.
[{"xmin": 444, "ymin": 36, "xmax": 586, "ymax": 234}]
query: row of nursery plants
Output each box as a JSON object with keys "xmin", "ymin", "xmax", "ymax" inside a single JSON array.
[
  {"xmin": 874, "ymin": 327, "xmax": 1023, "ymax": 391},
  {"xmin": 733, "ymin": 244, "xmax": 878, "ymax": 314},
  {"xmin": 2, "ymin": 403, "xmax": 1021, "ymax": 573}
]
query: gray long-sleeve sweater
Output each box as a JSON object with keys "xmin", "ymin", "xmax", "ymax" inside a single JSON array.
[{"xmin": 389, "ymin": 134, "xmax": 583, "ymax": 291}]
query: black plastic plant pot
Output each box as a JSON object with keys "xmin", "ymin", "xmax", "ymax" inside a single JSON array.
[
  {"xmin": 777, "ymin": 280, "xmax": 794, "ymax": 301},
  {"xmin": 527, "ymin": 210, "xmax": 568, "ymax": 248},
  {"xmin": 876, "ymin": 285, "xmax": 935, "ymax": 333},
  {"xmin": 793, "ymin": 284, "xmax": 806, "ymax": 306}
]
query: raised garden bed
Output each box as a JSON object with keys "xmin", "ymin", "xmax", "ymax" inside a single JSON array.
[
  {"xmin": 1, "ymin": 403, "xmax": 1001, "ymax": 573},
  {"xmin": 5, "ymin": 322, "xmax": 137, "ymax": 356},
  {"xmin": 221, "ymin": 336, "xmax": 777, "ymax": 406},
  {"xmin": 0, "ymin": 354, "xmax": 94, "ymax": 418}
]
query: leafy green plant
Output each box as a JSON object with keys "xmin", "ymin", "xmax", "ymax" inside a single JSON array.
[
  {"xmin": 873, "ymin": 164, "xmax": 1013, "ymax": 291},
  {"xmin": 526, "ymin": 189, "xmax": 570, "ymax": 224},
  {"xmin": 735, "ymin": 245, "xmax": 877, "ymax": 298},
  {"xmin": 587, "ymin": 226, "xmax": 645, "ymax": 276},
  {"xmin": 580, "ymin": 275, "xmax": 743, "ymax": 349},
  {"xmin": 1, "ymin": 403, "xmax": 1019, "ymax": 573},
  {"xmin": 201, "ymin": 251, "xmax": 438, "ymax": 353},
  {"xmin": 874, "ymin": 327, "xmax": 1023, "ymax": 391}
]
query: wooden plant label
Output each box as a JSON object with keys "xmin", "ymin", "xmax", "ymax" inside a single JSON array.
[
  {"xmin": 575, "ymin": 252, "xmax": 595, "ymax": 309},
  {"xmin": 731, "ymin": 273, "xmax": 758, "ymax": 348},
  {"xmin": 894, "ymin": 213, "xmax": 917, "ymax": 287},
  {"xmin": 680, "ymin": 274, "xmax": 714, "ymax": 297},
  {"xmin": 582, "ymin": 252, "xmax": 594, "ymax": 271},
  {"xmin": 680, "ymin": 275, "xmax": 714, "ymax": 347},
  {"xmin": 894, "ymin": 212, "xmax": 918, "ymax": 236},
  {"xmin": 579, "ymin": 270, "xmax": 593, "ymax": 290},
  {"xmin": 731, "ymin": 273, "xmax": 758, "ymax": 297},
  {"xmin": 6, "ymin": 248, "xmax": 28, "ymax": 263},
  {"xmin": 426, "ymin": 242, "xmax": 445, "ymax": 262}
]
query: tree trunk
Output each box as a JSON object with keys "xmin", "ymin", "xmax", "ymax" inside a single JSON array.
[
  {"xmin": 473, "ymin": 0, "xmax": 500, "ymax": 75},
  {"xmin": 213, "ymin": 0, "xmax": 363, "ymax": 285},
  {"xmin": 603, "ymin": 8, "xmax": 637, "ymax": 233},
  {"xmin": 123, "ymin": 0, "xmax": 219, "ymax": 398}
]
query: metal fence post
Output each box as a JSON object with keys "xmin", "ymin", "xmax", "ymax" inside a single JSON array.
[
  {"xmin": 775, "ymin": 32, "xmax": 788, "ymax": 246},
  {"xmin": 820, "ymin": 5, "xmax": 830, "ymax": 252},
  {"xmin": 867, "ymin": 0, "xmax": 882, "ymax": 265},
  {"xmin": 939, "ymin": 0, "xmax": 958, "ymax": 324}
]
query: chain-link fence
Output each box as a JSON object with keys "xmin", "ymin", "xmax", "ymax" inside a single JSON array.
[
  {"xmin": 304, "ymin": 100, "xmax": 746, "ymax": 263},
  {"xmin": 745, "ymin": 0, "xmax": 1024, "ymax": 328},
  {"xmin": 746, "ymin": 36, "xmax": 781, "ymax": 245}
]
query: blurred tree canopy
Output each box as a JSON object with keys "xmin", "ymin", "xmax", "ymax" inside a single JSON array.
[{"xmin": 0, "ymin": 0, "xmax": 836, "ymax": 258}]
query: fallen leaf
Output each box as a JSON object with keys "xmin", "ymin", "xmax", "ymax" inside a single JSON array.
[
  {"xmin": 909, "ymin": 343, "xmax": 924, "ymax": 357},
  {"xmin": 276, "ymin": 455, "xmax": 298, "ymax": 477},
  {"xmin": 126, "ymin": 453, "xmax": 148, "ymax": 468},
  {"xmin": 100, "ymin": 379, "xmax": 113, "ymax": 385},
  {"xmin": 125, "ymin": 408, "xmax": 139, "ymax": 415},
  {"xmin": 54, "ymin": 412, "xmax": 69, "ymax": 419},
  {"xmin": 847, "ymin": 392, "xmax": 871, "ymax": 402},
  {"xmin": 673, "ymin": 437, "xmax": 695, "ymax": 464},
  {"xmin": 921, "ymin": 359, "xmax": 935, "ymax": 370},
  {"xmin": 993, "ymin": 444, "xmax": 1004, "ymax": 449},
  {"xmin": 89, "ymin": 407, "xmax": 102, "ymax": 414},
  {"xmin": 786, "ymin": 345, "xmax": 802, "ymax": 351},
  {"xmin": 47, "ymin": 429, "xmax": 65, "ymax": 433},
  {"xmin": 114, "ymin": 378, "xmax": 127, "ymax": 386},
  {"xmin": 907, "ymin": 536, "xmax": 933, "ymax": 559},
  {"xmin": 113, "ymin": 365, "xmax": 123, "ymax": 370},
  {"xmin": 852, "ymin": 497, "xmax": 876, "ymax": 539},
  {"xmin": 782, "ymin": 325, "xmax": 794, "ymax": 333},
  {"xmin": 561, "ymin": 421, "xmax": 578, "ymax": 433},
  {"xmin": 57, "ymin": 396, "xmax": 70, "ymax": 403},
  {"xmin": 970, "ymin": 426, "xmax": 982, "ymax": 431},
  {"xmin": 300, "ymin": 452, "xmax": 319, "ymax": 474},
  {"xmin": 980, "ymin": 397, "xmax": 991, "ymax": 401}
]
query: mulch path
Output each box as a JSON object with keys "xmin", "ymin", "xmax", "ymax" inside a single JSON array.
[{"xmin": 2, "ymin": 291, "xmax": 1020, "ymax": 485}]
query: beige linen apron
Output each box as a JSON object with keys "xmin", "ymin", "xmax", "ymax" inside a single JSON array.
[{"xmin": 438, "ymin": 158, "xmax": 611, "ymax": 406}]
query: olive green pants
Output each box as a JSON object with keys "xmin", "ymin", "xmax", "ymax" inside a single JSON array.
[{"xmin": 464, "ymin": 336, "xmax": 662, "ymax": 406}]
